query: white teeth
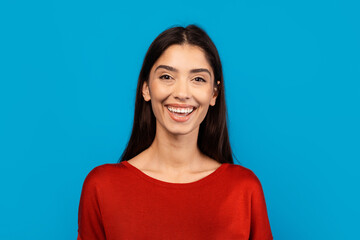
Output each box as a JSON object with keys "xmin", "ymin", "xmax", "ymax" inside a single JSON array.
[{"xmin": 167, "ymin": 106, "xmax": 194, "ymax": 114}]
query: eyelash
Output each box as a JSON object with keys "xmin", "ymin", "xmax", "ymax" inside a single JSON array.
[
  {"xmin": 159, "ymin": 75, "xmax": 206, "ymax": 83},
  {"xmin": 194, "ymin": 77, "xmax": 206, "ymax": 83},
  {"xmin": 159, "ymin": 74, "xmax": 172, "ymax": 80}
]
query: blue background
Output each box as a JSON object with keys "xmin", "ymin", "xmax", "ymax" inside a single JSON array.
[{"xmin": 1, "ymin": 0, "xmax": 359, "ymax": 239}]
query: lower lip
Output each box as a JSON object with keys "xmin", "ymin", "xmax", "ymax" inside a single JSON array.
[{"xmin": 166, "ymin": 107, "xmax": 195, "ymax": 122}]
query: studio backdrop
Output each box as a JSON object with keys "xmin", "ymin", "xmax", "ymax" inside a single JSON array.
[{"xmin": 0, "ymin": 0, "xmax": 359, "ymax": 239}]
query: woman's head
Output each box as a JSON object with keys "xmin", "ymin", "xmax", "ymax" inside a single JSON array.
[
  {"xmin": 143, "ymin": 43, "xmax": 218, "ymax": 137},
  {"xmin": 120, "ymin": 24, "xmax": 234, "ymax": 164}
]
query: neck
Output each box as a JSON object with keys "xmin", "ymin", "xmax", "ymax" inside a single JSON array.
[{"xmin": 145, "ymin": 123, "xmax": 206, "ymax": 173}]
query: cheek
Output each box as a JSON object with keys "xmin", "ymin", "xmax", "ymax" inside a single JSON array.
[
  {"xmin": 150, "ymin": 90, "xmax": 169, "ymax": 107},
  {"xmin": 193, "ymin": 87, "xmax": 214, "ymax": 105},
  {"xmin": 149, "ymin": 83, "xmax": 169, "ymax": 116},
  {"xmin": 150, "ymin": 81, "xmax": 169, "ymax": 100}
]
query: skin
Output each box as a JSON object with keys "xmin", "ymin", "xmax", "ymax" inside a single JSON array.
[{"xmin": 127, "ymin": 44, "xmax": 221, "ymax": 183}]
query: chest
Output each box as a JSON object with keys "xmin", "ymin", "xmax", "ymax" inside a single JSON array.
[{"xmin": 99, "ymin": 183, "xmax": 252, "ymax": 240}]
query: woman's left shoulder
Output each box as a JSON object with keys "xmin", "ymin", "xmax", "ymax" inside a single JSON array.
[{"xmin": 224, "ymin": 163, "xmax": 264, "ymax": 188}]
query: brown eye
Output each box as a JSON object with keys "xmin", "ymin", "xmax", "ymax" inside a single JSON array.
[
  {"xmin": 194, "ymin": 77, "xmax": 206, "ymax": 82},
  {"xmin": 159, "ymin": 74, "xmax": 172, "ymax": 80}
]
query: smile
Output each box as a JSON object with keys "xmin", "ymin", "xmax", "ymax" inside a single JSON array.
[
  {"xmin": 165, "ymin": 106, "xmax": 196, "ymax": 122},
  {"xmin": 167, "ymin": 106, "xmax": 194, "ymax": 114}
]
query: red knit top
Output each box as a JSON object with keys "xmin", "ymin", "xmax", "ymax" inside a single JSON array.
[{"xmin": 77, "ymin": 161, "xmax": 273, "ymax": 240}]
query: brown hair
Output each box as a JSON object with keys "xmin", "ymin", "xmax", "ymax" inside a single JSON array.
[{"xmin": 119, "ymin": 24, "xmax": 236, "ymax": 164}]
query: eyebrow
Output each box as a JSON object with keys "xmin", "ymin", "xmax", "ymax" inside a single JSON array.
[{"xmin": 155, "ymin": 65, "xmax": 212, "ymax": 77}]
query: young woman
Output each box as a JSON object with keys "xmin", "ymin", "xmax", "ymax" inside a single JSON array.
[{"xmin": 77, "ymin": 25, "xmax": 273, "ymax": 240}]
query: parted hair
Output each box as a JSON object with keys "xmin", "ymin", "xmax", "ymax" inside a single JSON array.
[{"xmin": 119, "ymin": 24, "xmax": 235, "ymax": 164}]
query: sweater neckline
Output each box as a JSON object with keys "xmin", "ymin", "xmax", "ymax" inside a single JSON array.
[{"xmin": 121, "ymin": 160, "xmax": 229, "ymax": 189}]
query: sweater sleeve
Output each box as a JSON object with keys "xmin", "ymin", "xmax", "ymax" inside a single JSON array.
[
  {"xmin": 77, "ymin": 167, "xmax": 106, "ymax": 240},
  {"xmin": 249, "ymin": 172, "xmax": 273, "ymax": 240}
]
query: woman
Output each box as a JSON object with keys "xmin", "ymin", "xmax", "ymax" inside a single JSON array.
[{"xmin": 77, "ymin": 25, "xmax": 273, "ymax": 240}]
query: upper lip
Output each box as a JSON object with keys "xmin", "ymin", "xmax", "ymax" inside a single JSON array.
[{"xmin": 165, "ymin": 104, "xmax": 196, "ymax": 109}]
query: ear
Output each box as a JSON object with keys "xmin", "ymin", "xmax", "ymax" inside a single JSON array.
[
  {"xmin": 142, "ymin": 81, "xmax": 151, "ymax": 101},
  {"xmin": 210, "ymin": 87, "xmax": 218, "ymax": 106},
  {"xmin": 210, "ymin": 82, "xmax": 220, "ymax": 106}
]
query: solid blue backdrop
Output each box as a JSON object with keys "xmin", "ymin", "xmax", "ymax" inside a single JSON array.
[{"xmin": 0, "ymin": 0, "xmax": 359, "ymax": 239}]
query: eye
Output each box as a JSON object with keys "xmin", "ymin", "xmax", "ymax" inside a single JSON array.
[
  {"xmin": 194, "ymin": 77, "xmax": 206, "ymax": 82},
  {"xmin": 159, "ymin": 74, "xmax": 172, "ymax": 80}
]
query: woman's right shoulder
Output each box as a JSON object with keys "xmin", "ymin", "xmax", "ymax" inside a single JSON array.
[
  {"xmin": 82, "ymin": 162, "xmax": 127, "ymax": 185},
  {"xmin": 79, "ymin": 162, "xmax": 131, "ymax": 197}
]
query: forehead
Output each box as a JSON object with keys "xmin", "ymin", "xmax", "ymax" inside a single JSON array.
[{"xmin": 152, "ymin": 44, "xmax": 213, "ymax": 73}]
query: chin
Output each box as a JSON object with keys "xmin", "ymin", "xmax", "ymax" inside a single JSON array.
[{"xmin": 167, "ymin": 125, "xmax": 199, "ymax": 136}]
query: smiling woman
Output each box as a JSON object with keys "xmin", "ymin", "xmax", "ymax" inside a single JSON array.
[
  {"xmin": 77, "ymin": 25, "xmax": 273, "ymax": 240},
  {"xmin": 143, "ymin": 44, "xmax": 218, "ymax": 134}
]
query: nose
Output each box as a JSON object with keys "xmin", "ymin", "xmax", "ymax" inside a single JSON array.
[{"xmin": 173, "ymin": 79, "xmax": 190, "ymax": 100}]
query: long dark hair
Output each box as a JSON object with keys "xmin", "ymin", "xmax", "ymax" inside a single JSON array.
[{"xmin": 119, "ymin": 24, "xmax": 236, "ymax": 164}]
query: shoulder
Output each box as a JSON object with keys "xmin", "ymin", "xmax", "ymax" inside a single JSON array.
[
  {"xmin": 225, "ymin": 163, "xmax": 264, "ymax": 191},
  {"xmin": 82, "ymin": 163, "xmax": 126, "ymax": 188},
  {"xmin": 226, "ymin": 163, "xmax": 259, "ymax": 180},
  {"xmin": 87, "ymin": 163, "xmax": 123, "ymax": 175}
]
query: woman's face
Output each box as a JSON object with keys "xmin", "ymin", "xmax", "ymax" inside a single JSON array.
[{"xmin": 142, "ymin": 44, "xmax": 218, "ymax": 136}]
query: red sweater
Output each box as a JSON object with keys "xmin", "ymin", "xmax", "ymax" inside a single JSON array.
[{"xmin": 77, "ymin": 161, "xmax": 273, "ymax": 240}]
